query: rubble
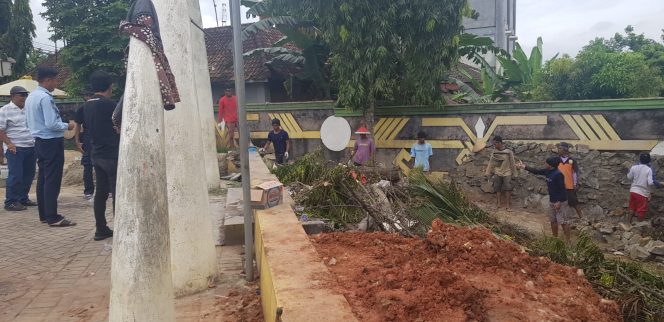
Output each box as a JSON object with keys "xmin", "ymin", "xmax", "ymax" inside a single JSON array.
[{"xmin": 453, "ymin": 142, "xmax": 664, "ymax": 263}]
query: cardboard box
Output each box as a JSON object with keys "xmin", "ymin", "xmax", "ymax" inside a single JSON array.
[{"xmin": 251, "ymin": 180, "xmax": 284, "ymax": 209}]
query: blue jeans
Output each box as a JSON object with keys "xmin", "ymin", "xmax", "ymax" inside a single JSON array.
[{"xmin": 4, "ymin": 147, "xmax": 37, "ymax": 206}]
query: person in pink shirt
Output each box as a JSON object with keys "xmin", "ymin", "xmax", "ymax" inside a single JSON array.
[
  {"xmin": 217, "ymin": 88, "xmax": 238, "ymax": 149},
  {"xmin": 351, "ymin": 126, "xmax": 375, "ymax": 166}
]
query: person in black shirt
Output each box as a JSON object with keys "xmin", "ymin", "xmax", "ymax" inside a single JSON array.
[
  {"xmin": 517, "ymin": 157, "xmax": 571, "ymax": 243},
  {"xmin": 74, "ymin": 88, "xmax": 95, "ymax": 199},
  {"xmin": 260, "ymin": 118, "xmax": 290, "ymax": 165},
  {"xmin": 79, "ymin": 70, "xmax": 120, "ymax": 241}
]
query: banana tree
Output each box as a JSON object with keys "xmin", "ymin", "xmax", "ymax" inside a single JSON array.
[
  {"xmin": 448, "ymin": 33, "xmax": 508, "ymax": 103},
  {"xmin": 240, "ymin": 0, "xmax": 331, "ymax": 99},
  {"xmin": 496, "ymin": 37, "xmax": 557, "ymax": 98}
]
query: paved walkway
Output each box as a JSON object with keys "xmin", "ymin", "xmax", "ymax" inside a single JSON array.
[{"xmin": 0, "ymin": 185, "xmax": 243, "ymax": 322}]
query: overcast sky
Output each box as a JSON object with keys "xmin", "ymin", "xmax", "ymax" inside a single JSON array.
[{"xmin": 30, "ymin": 0, "xmax": 664, "ymax": 60}]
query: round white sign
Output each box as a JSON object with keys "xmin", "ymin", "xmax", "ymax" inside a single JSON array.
[{"xmin": 320, "ymin": 116, "xmax": 351, "ymax": 151}]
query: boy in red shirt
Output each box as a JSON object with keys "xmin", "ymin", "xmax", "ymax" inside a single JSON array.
[{"xmin": 217, "ymin": 88, "xmax": 238, "ymax": 149}]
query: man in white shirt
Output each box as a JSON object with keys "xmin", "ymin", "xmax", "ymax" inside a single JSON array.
[
  {"xmin": 627, "ymin": 153, "xmax": 658, "ymax": 223},
  {"xmin": 0, "ymin": 86, "xmax": 37, "ymax": 211}
]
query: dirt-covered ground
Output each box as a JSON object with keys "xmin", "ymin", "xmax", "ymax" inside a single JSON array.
[{"xmin": 312, "ymin": 219, "xmax": 622, "ymax": 322}]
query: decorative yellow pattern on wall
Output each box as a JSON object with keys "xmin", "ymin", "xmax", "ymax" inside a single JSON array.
[
  {"xmin": 250, "ymin": 113, "xmax": 321, "ymax": 139},
  {"xmin": 422, "ymin": 116, "xmax": 548, "ymax": 165},
  {"xmin": 243, "ymin": 113, "xmax": 658, "ymax": 174},
  {"xmin": 514, "ymin": 114, "xmax": 658, "ymax": 151}
]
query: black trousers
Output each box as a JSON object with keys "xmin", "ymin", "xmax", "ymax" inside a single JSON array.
[
  {"xmin": 81, "ymin": 137, "xmax": 94, "ymax": 196},
  {"xmin": 92, "ymin": 158, "xmax": 117, "ymax": 230},
  {"xmin": 35, "ymin": 138, "xmax": 65, "ymax": 224}
]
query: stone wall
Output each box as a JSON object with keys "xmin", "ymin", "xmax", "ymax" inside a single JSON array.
[
  {"xmin": 245, "ymin": 99, "xmax": 664, "ymax": 174},
  {"xmin": 451, "ymin": 142, "xmax": 664, "ymax": 217},
  {"xmin": 451, "ymin": 142, "xmax": 664, "ymax": 262}
]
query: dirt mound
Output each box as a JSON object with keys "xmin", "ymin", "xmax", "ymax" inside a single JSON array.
[
  {"xmin": 62, "ymin": 161, "xmax": 84, "ymax": 186},
  {"xmin": 311, "ymin": 219, "xmax": 621, "ymax": 322},
  {"xmin": 216, "ymin": 286, "xmax": 263, "ymax": 322}
]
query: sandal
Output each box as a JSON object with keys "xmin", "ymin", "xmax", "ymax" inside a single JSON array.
[{"xmin": 49, "ymin": 219, "xmax": 77, "ymax": 227}]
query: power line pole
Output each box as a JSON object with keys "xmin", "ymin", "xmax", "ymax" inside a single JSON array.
[
  {"xmin": 212, "ymin": 0, "xmax": 220, "ymax": 27},
  {"xmin": 230, "ymin": 0, "xmax": 253, "ymax": 281}
]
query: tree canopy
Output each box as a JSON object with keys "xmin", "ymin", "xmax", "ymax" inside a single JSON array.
[
  {"xmin": 41, "ymin": 0, "xmax": 128, "ymax": 95},
  {"xmin": 245, "ymin": 0, "xmax": 468, "ymax": 114},
  {"xmin": 533, "ymin": 27, "xmax": 664, "ymax": 100},
  {"xmin": 0, "ymin": 0, "xmax": 36, "ymax": 80}
]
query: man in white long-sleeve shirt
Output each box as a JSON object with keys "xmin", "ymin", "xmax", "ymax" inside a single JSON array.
[{"xmin": 627, "ymin": 153, "xmax": 658, "ymax": 223}]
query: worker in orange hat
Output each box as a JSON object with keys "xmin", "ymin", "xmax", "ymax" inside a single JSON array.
[{"xmin": 350, "ymin": 126, "xmax": 375, "ymax": 166}]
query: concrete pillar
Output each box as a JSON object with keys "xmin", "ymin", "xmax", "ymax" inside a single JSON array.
[
  {"xmin": 153, "ymin": 0, "xmax": 219, "ymax": 296},
  {"xmin": 109, "ymin": 37, "xmax": 175, "ymax": 322},
  {"xmin": 188, "ymin": 0, "xmax": 221, "ymax": 190}
]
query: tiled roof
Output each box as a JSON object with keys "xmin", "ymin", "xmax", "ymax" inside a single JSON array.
[
  {"xmin": 30, "ymin": 54, "xmax": 71, "ymax": 85},
  {"xmin": 31, "ymin": 25, "xmax": 296, "ymax": 86},
  {"xmin": 205, "ymin": 24, "xmax": 299, "ymax": 83}
]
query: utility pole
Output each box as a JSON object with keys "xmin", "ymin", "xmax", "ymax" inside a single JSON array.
[
  {"xmin": 212, "ymin": 0, "xmax": 220, "ymax": 27},
  {"xmin": 230, "ymin": 0, "xmax": 254, "ymax": 281}
]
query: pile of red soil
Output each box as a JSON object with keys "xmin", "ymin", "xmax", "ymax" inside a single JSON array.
[
  {"xmin": 311, "ymin": 219, "xmax": 621, "ymax": 322},
  {"xmin": 215, "ymin": 285, "xmax": 263, "ymax": 322}
]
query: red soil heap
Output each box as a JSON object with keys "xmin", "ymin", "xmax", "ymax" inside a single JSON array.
[{"xmin": 312, "ymin": 219, "xmax": 621, "ymax": 322}]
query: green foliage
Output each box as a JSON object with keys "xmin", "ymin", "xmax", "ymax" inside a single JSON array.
[
  {"xmin": 408, "ymin": 170, "xmax": 488, "ymax": 226},
  {"xmin": 272, "ymin": 149, "xmax": 327, "ymax": 185},
  {"xmin": 24, "ymin": 48, "xmax": 49, "ymax": 72},
  {"xmin": 0, "ymin": 0, "xmax": 35, "ymax": 79},
  {"xmin": 242, "ymin": 2, "xmax": 331, "ymax": 99},
  {"xmin": 41, "ymin": 0, "xmax": 129, "ymax": 95},
  {"xmin": 534, "ymin": 41, "xmax": 664, "ymax": 100},
  {"xmin": 497, "ymin": 37, "xmax": 548, "ymax": 99},
  {"xmin": 258, "ymin": 0, "xmax": 467, "ymax": 112},
  {"xmin": 534, "ymin": 26, "xmax": 664, "ymax": 100},
  {"xmin": 529, "ymin": 235, "xmax": 664, "ymax": 322},
  {"xmin": 0, "ymin": 0, "xmax": 11, "ymax": 35},
  {"xmin": 273, "ymin": 150, "xmax": 364, "ymax": 227}
]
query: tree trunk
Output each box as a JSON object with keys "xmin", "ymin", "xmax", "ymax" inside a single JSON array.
[{"xmin": 364, "ymin": 100, "xmax": 376, "ymax": 133}]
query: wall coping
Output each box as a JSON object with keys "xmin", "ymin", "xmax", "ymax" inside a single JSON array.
[
  {"xmin": 244, "ymin": 97, "xmax": 664, "ymax": 115},
  {"xmin": 249, "ymin": 151, "xmax": 357, "ymax": 322}
]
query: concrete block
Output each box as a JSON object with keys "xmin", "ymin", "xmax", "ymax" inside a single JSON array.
[{"xmin": 301, "ymin": 221, "xmax": 327, "ymax": 235}]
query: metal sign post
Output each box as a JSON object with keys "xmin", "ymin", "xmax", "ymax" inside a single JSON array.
[{"xmin": 230, "ymin": 0, "xmax": 254, "ymax": 281}]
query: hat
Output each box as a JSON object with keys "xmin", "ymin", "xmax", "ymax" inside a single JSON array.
[
  {"xmin": 10, "ymin": 86, "xmax": 29, "ymax": 95},
  {"xmin": 271, "ymin": 118, "xmax": 280, "ymax": 125},
  {"xmin": 559, "ymin": 142, "xmax": 571, "ymax": 151},
  {"xmin": 64, "ymin": 121, "xmax": 77, "ymax": 140},
  {"xmin": 355, "ymin": 126, "xmax": 370, "ymax": 135},
  {"xmin": 546, "ymin": 156, "xmax": 561, "ymax": 167}
]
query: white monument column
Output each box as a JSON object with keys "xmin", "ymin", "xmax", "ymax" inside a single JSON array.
[
  {"xmin": 153, "ymin": 0, "xmax": 219, "ymax": 296},
  {"xmin": 189, "ymin": 0, "xmax": 221, "ymax": 190},
  {"xmin": 109, "ymin": 37, "xmax": 175, "ymax": 322}
]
